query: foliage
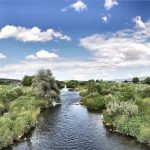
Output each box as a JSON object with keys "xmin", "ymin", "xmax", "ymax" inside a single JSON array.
[
  {"xmin": 79, "ymin": 81, "xmax": 150, "ymax": 145},
  {"xmin": 0, "ymin": 69, "xmax": 59, "ymax": 149},
  {"xmin": 138, "ymin": 124, "xmax": 150, "ymax": 145},
  {"xmin": 138, "ymin": 86, "xmax": 150, "ymax": 98},
  {"xmin": 22, "ymin": 75, "xmax": 34, "ymax": 86},
  {"xmin": 144, "ymin": 77, "xmax": 150, "ymax": 85},
  {"xmin": 66, "ymin": 80, "xmax": 79, "ymax": 89},
  {"xmin": 106, "ymin": 101, "xmax": 138, "ymax": 118},
  {"xmin": 81, "ymin": 93, "xmax": 105, "ymax": 110},
  {"xmin": 0, "ymin": 87, "xmax": 23, "ymax": 111},
  {"xmin": 32, "ymin": 69, "xmax": 60, "ymax": 103},
  {"xmin": 132, "ymin": 77, "xmax": 139, "ymax": 83},
  {"xmin": 56, "ymin": 80, "xmax": 65, "ymax": 89},
  {"xmin": 0, "ymin": 86, "xmax": 49, "ymax": 149},
  {"xmin": 116, "ymin": 85, "xmax": 135, "ymax": 101}
]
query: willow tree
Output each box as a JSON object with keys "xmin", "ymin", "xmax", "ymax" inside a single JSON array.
[{"xmin": 32, "ymin": 69, "xmax": 60, "ymax": 103}]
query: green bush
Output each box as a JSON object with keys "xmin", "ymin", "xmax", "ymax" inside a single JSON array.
[
  {"xmin": 138, "ymin": 124, "xmax": 150, "ymax": 144},
  {"xmin": 0, "ymin": 85, "xmax": 49, "ymax": 149},
  {"xmin": 79, "ymin": 82, "xmax": 150, "ymax": 146},
  {"xmin": 114, "ymin": 116, "xmax": 141, "ymax": 137},
  {"xmin": 82, "ymin": 94, "xmax": 105, "ymax": 110},
  {"xmin": 0, "ymin": 117, "xmax": 14, "ymax": 149},
  {"xmin": 0, "ymin": 87, "xmax": 23, "ymax": 104},
  {"xmin": 32, "ymin": 69, "xmax": 60, "ymax": 103},
  {"xmin": 106, "ymin": 101, "xmax": 138, "ymax": 118},
  {"xmin": 144, "ymin": 77, "xmax": 150, "ymax": 85},
  {"xmin": 138, "ymin": 87, "xmax": 150, "ymax": 98},
  {"xmin": 132, "ymin": 77, "xmax": 139, "ymax": 83},
  {"xmin": 116, "ymin": 85, "xmax": 135, "ymax": 101},
  {"xmin": 104, "ymin": 94, "xmax": 116, "ymax": 106},
  {"xmin": 0, "ymin": 103, "xmax": 5, "ymax": 114}
]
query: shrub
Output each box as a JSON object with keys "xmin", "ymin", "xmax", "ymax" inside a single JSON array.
[
  {"xmin": 0, "ymin": 103, "xmax": 5, "ymax": 114},
  {"xmin": 138, "ymin": 87, "xmax": 150, "ymax": 98},
  {"xmin": 32, "ymin": 69, "xmax": 60, "ymax": 103},
  {"xmin": 144, "ymin": 77, "xmax": 150, "ymax": 85},
  {"xmin": 104, "ymin": 94, "xmax": 116, "ymax": 106},
  {"xmin": 0, "ymin": 87, "xmax": 23, "ymax": 104},
  {"xmin": 9, "ymin": 96, "xmax": 49, "ymax": 112},
  {"xmin": 83, "ymin": 95, "xmax": 105, "ymax": 110},
  {"xmin": 106, "ymin": 101, "xmax": 138, "ymax": 118},
  {"xmin": 114, "ymin": 116, "xmax": 141, "ymax": 137},
  {"xmin": 135, "ymin": 98, "xmax": 150, "ymax": 124},
  {"xmin": 138, "ymin": 124, "xmax": 150, "ymax": 144},
  {"xmin": 0, "ymin": 117, "xmax": 13, "ymax": 149},
  {"xmin": 132, "ymin": 77, "xmax": 139, "ymax": 83},
  {"xmin": 22, "ymin": 75, "xmax": 34, "ymax": 86},
  {"xmin": 116, "ymin": 85, "xmax": 135, "ymax": 101},
  {"xmin": 12, "ymin": 116, "xmax": 28, "ymax": 140}
]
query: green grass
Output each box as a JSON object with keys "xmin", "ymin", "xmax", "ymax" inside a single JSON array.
[
  {"xmin": 81, "ymin": 93, "xmax": 105, "ymax": 110},
  {"xmin": 0, "ymin": 85, "xmax": 49, "ymax": 149},
  {"xmin": 79, "ymin": 82, "xmax": 150, "ymax": 146}
]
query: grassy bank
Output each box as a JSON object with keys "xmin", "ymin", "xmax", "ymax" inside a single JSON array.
[
  {"xmin": 0, "ymin": 69, "xmax": 60, "ymax": 149},
  {"xmin": 0, "ymin": 85, "xmax": 50, "ymax": 149},
  {"xmin": 79, "ymin": 82, "xmax": 150, "ymax": 146}
]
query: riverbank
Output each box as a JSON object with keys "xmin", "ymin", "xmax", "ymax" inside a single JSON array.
[
  {"xmin": 79, "ymin": 82, "xmax": 150, "ymax": 147},
  {"xmin": 11, "ymin": 91, "xmax": 148, "ymax": 150},
  {"xmin": 0, "ymin": 85, "xmax": 50, "ymax": 149},
  {"xmin": 0, "ymin": 69, "xmax": 60, "ymax": 149}
]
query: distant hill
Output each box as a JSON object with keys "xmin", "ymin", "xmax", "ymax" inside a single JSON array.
[
  {"xmin": 0, "ymin": 78, "xmax": 21, "ymax": 85},
  {"xmin": 115, "ymin": 77, "xmax": 147, "ymax": 82}
]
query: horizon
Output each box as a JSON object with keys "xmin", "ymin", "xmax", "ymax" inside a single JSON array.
[{"xmin": 0, "ymin": 0, "xmax": 150, "ymax": 80}]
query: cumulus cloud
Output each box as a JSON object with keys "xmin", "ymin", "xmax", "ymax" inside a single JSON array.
[
  {"xmin": 133, "ymin": 16, "xmax": 146, "ymax": 29},
  {"xmin": 25, "ymin": 49, "xmax": 59, "ymax": 60},
  {"xmin": 0, "ymin": 25, "xmax": 71, "ymax": 42},
  {"xmin": 1, "ymin": 17, "xmax": 150, "ymax": 81},
  {"xmin": 104, "ymin": 0, "xmax": 118, "ymax": 10},
  {"xmin": 62, "ymin": 0, "xmax": 87, "ymax": 12},
  {"xmin": 101, "ymin": 16, "xmax": 108, "ymax": 23},
  {"xmin": 0, "ymin": 57, "xmax": 113, "ymax": 80},
  {"xmin": 80, "ymin": 17, "xmax": 150, "ymax": 69},
  {"xmin": 80, "ymin": 34, "xmax": 150, "ymax": 68},
  {"xmin": 0, "ymin": 53, "xmax": 7, "ymax": 60}
]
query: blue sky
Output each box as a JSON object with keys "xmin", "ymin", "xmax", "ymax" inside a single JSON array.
[{"xmin": 0, "ymin": 0, "xmax": 150, "ymax": 80}]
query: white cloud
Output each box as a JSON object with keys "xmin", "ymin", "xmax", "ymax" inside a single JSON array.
[
  {"xmin": 1, "ymin": 17, "xmax": 150, "ymax": 81},
  {"xmin": 127, "ymin": 72, "xmax": 150, "ymax": 80},
  {"xmin": 0, "ymin": 53, "xmax": 7, "ymax": 60},
  {"xmin": 25, "ymin": 49, "xmax": 59, "ymax": 60},
  {"xmin": 101, "ymin": 16, "xmax": 108, "ymax": 23},
  {"xmin": 0, "ymin": 58, "xmax": 113, "ymax": 80},
  {"xmin": 80, "ymin": 17, "xmax": 150, "ymax": 69},
  {"xmin": 104, "ymin": 0, "xmax": 118, "ymax": 10},
  {"xmin": 80, "ymin": 34, "xmax": 150, "ymax": 68},
  {"xmin": 62, "ymin": 0, "xmax": 87, "ymax": 12},
  {"xmin": 133, "ymin": 16, "xmax": 146, "ymax": 29},
  {"xmin": 70, "ymin": 0, "xmax": 87, "ymax": 12},
  {"xmin": 0, "ymin": 25, "xmax": 71, "ymax": 42}
]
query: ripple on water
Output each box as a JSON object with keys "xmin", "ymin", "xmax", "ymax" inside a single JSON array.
[{"xmin": 12, "ymin": 91, "xmax": 149, "ymax": 150}]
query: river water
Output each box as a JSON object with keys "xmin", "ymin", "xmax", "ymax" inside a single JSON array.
[{"xmin": 12, "ymin": 91, "xmax": 148, "ymax": 150}]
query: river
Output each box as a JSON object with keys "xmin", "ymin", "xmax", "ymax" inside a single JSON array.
[{"xmin": 12, "ymin": 91, "xmax": 148, "ymax": 150}]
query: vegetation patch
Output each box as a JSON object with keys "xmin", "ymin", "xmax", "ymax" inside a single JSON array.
[
  {"xmin": 0, "ymin": 69, "xmax": 60, "ymax": 149},
  {"xmin": 79, "ymin": 80, "xmax": 150, "ymax": 146}
]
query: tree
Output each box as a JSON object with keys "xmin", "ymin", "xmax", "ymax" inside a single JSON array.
[
  {"xmin": 124, "ymin": 80, "xmax": 128, "ymax": 83},
  {"xmin": 144, "ymin": 77, "xmax": 150, "ymax": 85},
  {"xmin": 132, "ymin": 77, "xmax": 139, "ymax": 84},
  {"xmin": 32, "ymin": 69, "xmax": 60, "ymax": 103},
  {"xmin": 56, "ymin": 80, "xmax": 65, "ymax": 89},
  {"xmin": 22, "ymin": 75, "xmax": 34, "ymax": 86},
  {"xmin": 66, "ymin": 80, "xmax": 79, "ymax": 89}
]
